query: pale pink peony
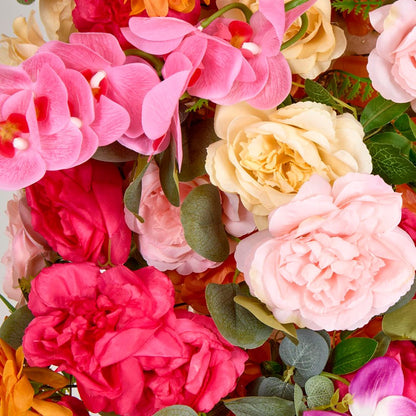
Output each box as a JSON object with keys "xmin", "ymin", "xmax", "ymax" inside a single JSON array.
[
  {"xmin": 367, "ymin": 0, "xmax": 416, "ymax": 111},
  {"xmin": 1, "ymin": 192, "xmax": 54, "ymax": 301},
  {"xmin": 235, "ymin": 173, "xmax": 416, "ymax": 331}
]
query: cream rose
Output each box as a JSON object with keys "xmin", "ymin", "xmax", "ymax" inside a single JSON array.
[
  {"xmin": 282, "ymin": 0, "xmax": 346, "ymax": 79},
  {"xmin": 205, "ymin": 101, "xmax": 372, "ymax": 228},
  {"xmin": 39, "ymin": 0, "xmax": 76, "ymax": 42}
]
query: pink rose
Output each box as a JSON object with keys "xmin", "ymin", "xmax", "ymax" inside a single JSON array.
[
  {"xmin": 26, "ymin": 159, "xmax": 131, "ymax": 266},
  {"xmin": 236, "ymin": 173, "xmax": 416, "ymax": 331},
  {"xmin": 57, "ymin": 396, "xmax": 90, "ymax": 416},
  {"xmin": 23, "ymin": 262, "xmax": 247, "ymax": 415},
  {"xmin": 367, "ymin": 0, "xmax": 416, "ymax": 111},
  {"xmin": 125, "ymin": 163, "xmax": 220, "ymax": 274},
  {"xmin": 1, "ymin": 192, "xmax": 54, "ymax": 301}
]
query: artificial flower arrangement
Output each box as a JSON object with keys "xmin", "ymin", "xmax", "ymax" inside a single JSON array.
[{"xmin": 1, "ymin": 0, "xmax": 416, "ymax": 415}]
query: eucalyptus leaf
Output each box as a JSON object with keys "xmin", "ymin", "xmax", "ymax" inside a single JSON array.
[
  {"xmin": 385, "ymin": 276, "xmax": 416, "ymax": 314},
  {"xmin": 17, "ymin": 0, "xmax": 36, "ymax": 4},
  {"xmin": 294, "ymin": 384, "xmax": 307, "ymax": 416},
  {"xmin": 366, "ymin": 142, "xmax": 416, "ymax": 185},
  {"xmin": 332, "ymin": 337, "xmax": 377, "ymax": 374},
  {"xmin": 234, "ymin": 295, "xmax": 297, "ymax": 340},
  {"xmin": 279, "ymin": 329, "xmax": 329, "ymax": 379},
  {"xmin": 0, "ymin": 305, "xmax": 34, "ymax": 349},
  {"xmin": 394, "ymin": 113, "xmax": 416, "ymax": 141},
  {"xmin": 250, "ymin": 377, "xmax": 295, "ymax": 401},
  {"xmin": 361, "ymin": 96, "xmax": 409, "ymax": 133},
  {"xmin": 179, "ymin": 119, "xmax": 220, "ymax": 181},
  {"xmin": 224, "ymin": 396, "xmax": 294, "ymax": 416},
  {"xmin": 305, "ymin": 375, "xmax": 334, "ymax": 408},
  {"xmin": 152, "ymin": 405, "xmax": 198, "ymax": 415},
  {"xmin": 382, "ymin": 299, "xmax": 416, "ymax": 341},
  {"xmin": 206, "ymin": 283, "xmax": 273, "ymax": 348},
  {"xmin": 181, "ymin": 184, "xmax": 229, "ymax": 262},
  {"xmin": 92, "ymin": 142, "xmax": 138, "ymax": 162},
  {"xmin": 304, "ymin": 79, "xmax": 343, "ymax": 113}
]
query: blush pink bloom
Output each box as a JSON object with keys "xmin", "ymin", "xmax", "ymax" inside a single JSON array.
[
  {"xmin": 367, "ymin": 0, "xmax": 416, "ymax": 111},
  {"xmin": 0, "ymin": 52, "xmax": 97, "ymax": 189},
  {"xmin": 236, "ymin": 173, "xmax": 416, "ymax": 331},
  {"xmin": 26, "ymin": 159, "xmax": 131, "ymax": 266},
  {"xmin": 23, "ymin": 262, "xmax": 247, "ymax": 415},
  {"xmin": 1, "ymin": 192, "xmax": 54, "ymax": 301}
]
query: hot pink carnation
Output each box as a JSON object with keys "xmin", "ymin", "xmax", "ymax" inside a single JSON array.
[
  {"xmin": 236, "ymin": 173, "xmax": 416, "ymax": 331},
  {"xmin": 23, "ymin": 263, "xmax": 247, "ymax": 415},
  {"xmin": 367, "ymin": 0, "xmax": 416, "ymax": 111},
  {"xmin": 26, "ymin": 159, "xmax": 131, "ymax": 266}
]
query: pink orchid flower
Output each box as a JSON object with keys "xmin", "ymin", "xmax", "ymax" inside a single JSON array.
[
  {"xmin": 40, "ymin": 32, "xmax": 161, "ymax": 149},
  {"xmin": 0, "ymin": 52, "xmax": 96, "ymax": 190},
  {"xmin": 305, "ymin": 357, "xmax": 416, "ymax": 416}
]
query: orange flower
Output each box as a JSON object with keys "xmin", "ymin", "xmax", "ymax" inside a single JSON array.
[
  {"xmin": 129, "ymin": 0, "xmax": 208, "ymax": 16},
  {"xmin": 0, "ymin": 339, "xmax": 71, "ymax": 416},
  {"xmin": 396, "ymin": 184, "xmax": 416, "ymax": 213},
  {"xmin": 167, "ymin": 255, "xmax": 244, "ymax": 314}
]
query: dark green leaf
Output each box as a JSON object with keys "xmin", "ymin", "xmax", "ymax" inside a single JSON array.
[
  {"xmin": 206, "ymin": 283, "xmax": 273, "ymax": 349},
  {"xmin": 179, "ymin": 119, "xmax": 220, "ymax": 182},
  {"xmin": 260, "ymin": 361, "xmax": 283, "ymax": 377},
  {"xmin": 361, "ymin": 96, "xmax": 409, "ymax": 133},
  {"xmin": 382, "ymin": 300, "xmax": 416, "ymax": 341},
  {"xmin": 250, "ymin": 377, "xmax": 295, "ymax": 401},
  {"xmin": 224, "ymin": 396, "xmax": 294, "ymax": 416},
  {"xmin": 181, "ymin": 184, "xmax": 229, "ymax": 262},
  {"xmin": 0, "ymin": 305, "xmax": 34, "ymax": 349},
  {"xmin": 369, "ymin": 132, "xmax": 411, "ymax": 155},
  {"xmin": 152, "ymin": 405, "xmax": 198, "ymax": 415},
  {"xmin": 332, "ymin": 337, "xmax": 377, "ymax": 374},
  {"xmin": 385, "ymin": 276, "xmax": 416, "ymax": 313},
  {"xmin": 279, "ymin": 329, "xmax": 329, "ymax": 379},
  {"xmin": 100, "ymin": 413, "xmax": 120, "ymax": 416},
  {"xmin": 394, "ymin": 113, "xmax": 416, "ymax": 141},
  {"xmin": 304, "ymin": 79, "xmax": 343, "ymax": 113},
  {"xmin": 155, "ymin": 141, "xmax": 180, "ymax": 207},
  {"xmin": 207, "ymin": 401, "xmax": 230, "ymax": 416},
  {"xmin": 373, "ymin": 332, "xmax": 391, "ymax": 358},
  {"xmin": 366, "ymin": 142, "xmax": 416, "ymax": 185},
  {"xmin": 92, "ymin": 142, "xmax": 138, "ymax": 162},
  {"xmin": 123, "ymin": 155, "xmax": 150, "ymax": 218}
]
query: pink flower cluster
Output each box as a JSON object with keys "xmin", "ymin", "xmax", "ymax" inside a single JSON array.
[{"xmin": 23, "ymin": 262, "xmax": 247, "ymax": 415}]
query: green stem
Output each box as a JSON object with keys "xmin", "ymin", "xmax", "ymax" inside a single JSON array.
[
  {"xmin": 0, "ymin": 294, "xmax": 15, "ymax": 313},
  {"xmin": 124, "ymin": 49, "xmax": 164, "ymax": 76},
  {"xmin": 199, "ymin": 3, "xmax": 253, "ymax": 28},
  {"xmin": 285, "ymin": 0, "xmax": 313, "ymax": 12},
  {"xmin": 364, "ymin": 126, "xmax": 383, "ymax": 140},
  {"xmin": 321, "ymin": 371, "xmax": 351, "ymax": 386},
  {"xmin": 232, "ymin": 269, "xmax": 240, "ymax": 284},
  {"xmin": 281, "ymin": 14, "xmax": 308, "ymax": 50},
  {"xmin": 332, "ymin": 95, "xmax": 358, "ymax": 119}
]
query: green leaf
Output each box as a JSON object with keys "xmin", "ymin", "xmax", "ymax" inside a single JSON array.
[
  {"xmin": 181, "ymin": 184, "xmax": 229, "ymax": 262},
  {"xmin": 394, "ymin": 113, "xmax": 416, "ymax": 141},
  {"xmin": 366, "ymin": 142, "xmax": 416, "ymax": 185},
  {"xmin": 250, "ymin": 377, "xmax": 295, "ymax": 401},
  {"xmin": 361, "ymin": 96, "xmax": 409, "ymax": 133},
  {"xmin": 152, "ymin": 405, "xmax": 198, "ymax": 415},
  {"xmin": 224, "ymin": 396, "xmax": 294, "ymax": 416},
  {"xmin": 0, "ymin": 305, "xmax": 34, "ymax": 349},
  {"xmin": 155, "ymin": 141, "xmax": 180, "ymax": 207},
  {"xmin": 279, "ymin": 329, "xmax": 329, "ymax": 379},
  {"xmin": 233, "ymin": 295, "xmax": 297, "ymax": 341},
  {"xmin": 305, "ymin": 375, "xmax": 334, "ymax": 408},
  {"xmin": 206, "ymin": 283, "xmax": 273, "ymax": 349},
  {"xmin": 92, "ymin": 142, "xmax": 138, "ymax": 162},
  {"xmin": 99, "ymin": 413, "xmax": 120, "ymax": 416},
  {"xmin": 382, "ymin": 299, "xmax": 416, "ymax": 341},
  {"xmin": 385, "ymin": 277, "xmax": 416, "ymax": 314},
  {"xmin": 373, "ymin": 332, "xmax": 391, "ymax": 358},
  {"xmin": 206, "ymin": 402, "xmax": 230, "ymax": 416},
  {"xmin": 369, "ymin": 132, "xmax": 411, "ymax": 155},
  {"xmin": 17, "ymin": 0, "xmax": 36, "ymax": 4},
  {"xmin": 304, "ymin": 79, "xmax": 343, "ymax": 113},
  {"xmin": 123, "ymin": 155, "xmax": 150, "ymax": 217},
  {"xmin": 332, "ymin": 337, "xmax": 378, "ymax": 374},
  {"xmin": 179, "ymin": 119, "xmax": 220, "ymax": 182},
  {"xmin": 294, "ymin": 384, "xmax": 307, "ymax": 416}
]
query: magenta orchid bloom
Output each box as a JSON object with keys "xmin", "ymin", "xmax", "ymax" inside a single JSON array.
[
  {"xmin": 305, "ymin": 357, "xmax": 416, "ymax": 416},
  {"xmin": 0, "ymin": 52, "xmax": 96, "ymax": 190}
]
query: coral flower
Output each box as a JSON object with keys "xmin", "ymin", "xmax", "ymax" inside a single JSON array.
[{"xmin": 0, "ymin": 339, "xmax": 71, "ymax": 416}]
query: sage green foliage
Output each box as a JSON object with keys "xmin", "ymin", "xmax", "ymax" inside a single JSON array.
[
  {"xmin": 294, "ymin": 384, "xmax": 307, "ymax": 416},
  {"xmin": 0, "ymin": 305, "xmax": 34, "ymax": 349},
  {"xmin": 205, "ymin": 283, "xmax": 273, "ymax": 348},
  {"xmin": 92, "ymin": 142, "xmax": 138, "ymax": 162},
  {"xmin": 224, "ymin": 396, "xmax": 295, "ymax": 416},
  {"xmin": 152, "ymin": 405, "xmax": 198, "ymax": 415},
  {"xmin": 17, "ymin": 0, "xmax": 36, "ymax": 4},
  {"xmin": 279, "ymin": 329, "xmax": 330, "ymax": 379},
  {"xmin": 383, "ymin": 300, "xmax": 416, "ymax": 341},
  {"xmin": 179, "ymin": 119, "xmax": 220, "ymax": 182},
  {"xmin": 360, "ymin": 95, "xmax": 409, "ymax": 133},
  {"xmin": 305, "ymin": 376, "xmax": 334, "ymax": 408},
  {"xmin": 373, "ymin": 332, "xmax": 391, "ymax": 358},
  {"xmin": 250, "ymin": 377, "xmax": 295, "ymax": 401},
  {"xmin": 304, "ymin": 79, "xmax": 343, "ymax": 113},
  {"xmin": 181, "ymin": 184, "xmax": 229, "ymax": 262},
  {"xmin": 155, "ymin": 141, "xmax": 180, "ymax": 207},
  {"xmin": 332, "ymin": 337, "xmax": 377, "ymax": 374}
]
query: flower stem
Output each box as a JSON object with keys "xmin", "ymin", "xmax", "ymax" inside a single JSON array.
[
  {"xmin": 281, "ymin": 13, "xmax": 309, "ymax": 50},
  {"xmin": 199, "ymin": 3, "xmax": 253, "ymax": 28},
  {"xmin": 0, "ymin": 294, "xmax": 15, "ymax": 313},
  {"xmin": 321, "ymin": 371, "xmax": 351, "ymax": 386},
  {"xmin": 285, "ymin": 0, "xmax": 313, "ymax": 11},
  {"xmin": 124, "ymin": 49, "xmax": 164, "ymax": 76}
]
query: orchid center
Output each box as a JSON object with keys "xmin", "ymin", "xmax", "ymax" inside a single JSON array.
[
  {"xmin": 82, "ymin": 69, "xmax": 108, "ymax": 101},
  {"xmin": 0, "ymin": 114, "xmax": 29, "ymax": 158},
  {"xmin": 229, "ymin": 21, "xmax": 261, "ymax": 56}
]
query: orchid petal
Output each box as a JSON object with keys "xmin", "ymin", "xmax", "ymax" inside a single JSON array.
[
  {"xmin": 373, "ymin": 395, "xmax": 416, "ymax": 416},
  {"xmin": 349, "ymin": 357, "xmax": 404, "ymax": 416},
  {"xmin": 0, "ymin": 65, "xmax": 31, "ymax": 93},
  {"xmin": 258, "ymin": 0, "xmax": 286, "ymax": 43},
  {"xmin": 22, "ymin": 52, "xmax": 65, "ymax": 80}
]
